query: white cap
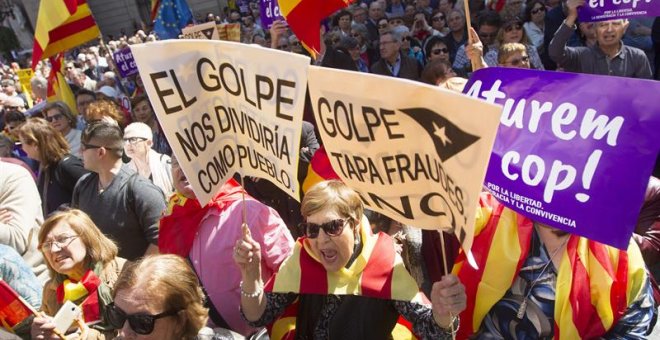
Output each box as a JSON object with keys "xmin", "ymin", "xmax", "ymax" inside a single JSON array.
[{"xmin": 95, "ymin": 86, "xmax": 119, "ymax": 99}]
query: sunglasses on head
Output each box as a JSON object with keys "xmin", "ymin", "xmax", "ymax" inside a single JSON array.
[
  {"xmin": 107, "ymin": 303, "xmax": 179, "ymax": 335},
  {"xmin": 504, "ymin": 23, "xmax": 523, "ymax": 32},
  {"xmin": 299, "ymin": 218, "xmax": 350, "ymax": 238},
  {"xmin": 432, "ymin": 47, "xmax": 449, "ymax": 55},
  {"xmin": 531, "ymin": 7, "xmax": 546, "ymax": 14}
]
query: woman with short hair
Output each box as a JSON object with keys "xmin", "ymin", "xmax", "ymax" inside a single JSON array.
[
  {"xmin": 31, "ymin": 209, "xmax": 126, "ymax": 339},
  {"xmin": 110, "ymin": 254, "xmax": 241, "ymax": 339},
  {"xmin": 235, "ymin": 180, "xmax": 466, "ymax": 339},
  {"xmin": 17, "ymin": 118, "xmax": 88, "ymax": 215}
]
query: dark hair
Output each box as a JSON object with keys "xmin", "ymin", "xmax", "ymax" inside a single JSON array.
[
  {"xmin": 524, "ymin": 0, "xmax": 545, "ymax": 22},
  {"xmin": 75, "ymin": 88, "xmax": 97, "ymax": 100},
  {"xmin": 0, "ymin": 134, "xmax": 13, "ymax": 157},
  {"xmin": 81, "ymin": 120, "xmax": 124, "ymax": 158},
  {"xmin": 321, "ymin": 47, "xmax": 358, "ymax": 71},
  {"xmin": 130, "ymin": 94, "xmax": 150, "ymax": 108},
  {"xmin": 4, "ymin": 110, "xmax": 26, "ymax": 124},
  {"xmin": 476, "ymin": 10, "xmax": 503, "ymax": 29},
  {"xmin": 421, "ymin": 59, "xmax": 454, "ymax": 85},
  {"xmin": 44, "ymin": 101, "xmax": 77, "ymax": 128},
  {"xmin": 333, "ymin": 9, "xmax": 353, "ymax": 27},
  {"xmin": 423, "ymin": 35, "xmax": 446, "ymax": 60}
]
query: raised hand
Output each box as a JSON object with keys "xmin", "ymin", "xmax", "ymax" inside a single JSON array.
[
  {"xmin": 430, "ymin": 274, "xmax": 466, "ymax": 329},
  {"xmin": 233, "ymin": 223, "xmax": 262, "ymax": 280}
]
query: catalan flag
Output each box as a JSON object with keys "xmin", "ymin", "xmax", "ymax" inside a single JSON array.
[
  {"xmin": 452, "ymin": 192, "xmax": 648, "ymax": 339},
  {"xmin": 0, "ymin": 280, "xmax": 35, "ymax": 332},
  {"xmin": 265, "ymin": 216, "xmax": 426, "ymax": 339},
  {"xmin": 47, "ymin": 54, "xmax": 79, "ymax": 116},
  {"xmin": 31, "ymin": 0, "xmax": 100, "ymax": 70},
  {"xmin": 153, "ymin": 0, "xmax": 193, "ymax": 40},
  {"xmin": 279, "ymin": 0, "xmax": 352, "ymax": 58}
]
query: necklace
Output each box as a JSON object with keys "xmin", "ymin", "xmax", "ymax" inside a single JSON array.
[{"xmin": 516, "ymin": 233, "xmax": 569, "ymax": 320}]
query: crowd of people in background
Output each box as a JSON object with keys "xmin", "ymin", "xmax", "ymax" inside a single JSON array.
[{"xmin": 0, "ymin": 0, "xmax": 658, "ymax": 339}]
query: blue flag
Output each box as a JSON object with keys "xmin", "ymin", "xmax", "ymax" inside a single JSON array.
[{"xmin": 153, "ymin": 0, "xmax": 193, "ymax": 40}]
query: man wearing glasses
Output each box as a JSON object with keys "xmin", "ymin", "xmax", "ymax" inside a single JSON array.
[
  {"xmin": 371, "ymin": 30, "xmax": 421, "ymax": 80},
  {"xmin": 71, "ymin": 120, "xmax": 166, "ymax": 261},
  {"xmin": 548, "ymin": 0, "xmax": 652, "ymax": 79}
]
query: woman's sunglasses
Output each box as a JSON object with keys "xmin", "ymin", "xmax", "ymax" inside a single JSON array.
[
  {"xmin": 107, "ymin": 303, "xmax": 179, "ymax": 335},
  {"xmin": 432, "ymin": 47, "xmax": 449, "ymax": 55},
  {"xmin": 531, "ymin": 7, "xmax": 546, "ymax": 14},
  {"xmin": 299, "ymin": 219, "xmax": 350, "ymax": 238},
  {"xmin": 504, "ymin": 23, "xmax": 523, "ymax": 32}
]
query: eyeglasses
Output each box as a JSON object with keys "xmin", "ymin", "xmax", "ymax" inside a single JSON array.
[
  {"xmin": 299, "ymin": 219, "xmax": 350, "ymax": 239},
  {"xmin": 505, "ymin": 55, "xmax": 530, "ymax": 66},
  {"xmin": 432, "ymin": 47, "xmax": 449, "ymax": 55},
  {"xmin": 531, "ymin": 7, "xmax": 546, "ymax": 14},
  {"xmin": 123, "ymin": 137, "xmax": 148, "ymax": 144},
  {"xmin": 40, "ymin": 235, "xmax": 78, "ymax": 252},
  {"xmin": 432, "ymin": 16, "xmax": 445, "ymax": 21},
  {"xmin": 504, "ymin": 24, "xmax": 523, "ymax": 32},
  {"xmin": 107, "ymin": 303, "xmax": 180, "ymax": 335},
  {"xmin": 45, "ymin": 113, "xmax": 64, "ymax": 122}
]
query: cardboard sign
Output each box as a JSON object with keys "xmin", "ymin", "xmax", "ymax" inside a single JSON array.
[
  {"xmin": 308, "ymin": 67, "xmax": 502, "ymax": 254},
  {"xmin": 181, "ymin": 21, "xmax": 220, "ymax": 40},
  {"xmin": 130, "ymin": 41, "xmax": 310, "ymax": 204}
]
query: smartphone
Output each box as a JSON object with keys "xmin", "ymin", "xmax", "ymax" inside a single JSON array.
[{"xmin": 52, "ymin": 300, "xmax": 82, "ymax": 334}]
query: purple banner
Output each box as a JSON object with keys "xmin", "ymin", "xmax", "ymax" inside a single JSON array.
[
  {"xmin": 578, "ymin": 0, "xmax": 659, "ymax": 22},
  {"xmin": 260, "ymin": 0, "xmax": 284, "ymax": 29},
  {"xmin": 112, "ymin": 48, "xmax": 138, "ymax": 78},
  {"xmin": 464, "ymin": 68, "xmax": 660, "ymax": 249}
]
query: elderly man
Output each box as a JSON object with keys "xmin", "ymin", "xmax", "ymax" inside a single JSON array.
[
  {"xmin": 72, "ymin": 120, "xmax": 166, "ymax": 261},
  {"xmin": 123, "ymin": 122, "xmax": 173, "ymax": 197},
  {"xmin": 548, "ymin": 0, "xmax": 652, "ymax": 78},
  {"xmin": 453, "ymin": 192, "xmax": 657, "ymax": 338},
  {"xmin": 159, "ymin": 155, "xmax": 294, "ymax": 336},
  {"xmin": 371, "ymin": 29, "xmax": 421, "ymax": 80}
]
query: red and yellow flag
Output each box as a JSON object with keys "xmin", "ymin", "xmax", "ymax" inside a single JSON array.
[
  {"xmin": 0, "ymin": 280, "xmax": 35, "ymax": 332},
  {"xmin": 279, "ymin": 0, "xmax": 352, "ymax": 58},
  {"xmin": 150, "ymin": 0, "xmax": 161, "ymax": 22},
  {"xmin": 31, "ymin": 0, "xmax": 100, "ymax": 70},
  {"xmin": 47, "ymin": 54, "xmax": 79, "ymax": 116},
  {"xmin": 56, "ymin": 270, "xmax": 102, "ymax": 324},
  {"xmin": 302, "ymin": 146, "xmax": 340, "ymax": 194}
]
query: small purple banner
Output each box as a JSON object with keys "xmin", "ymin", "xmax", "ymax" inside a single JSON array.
[
  {"xmin": 578, "ymin": 0, "xmax": 659, "ymax": 22},
  {"xmin": 464, "ymin": 68, "xmax": 660, "ymax": 249},
  {"xmin": 112, "ymin": 48, "xmax": 138, "ymax": 78},
  {"xmin": 260, "ymin": 0, "xmax": 284, "ymax": 29}
]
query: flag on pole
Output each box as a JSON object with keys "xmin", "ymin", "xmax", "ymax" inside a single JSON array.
[
  {"xmin": 47, "ymin": 54, "xmax": 79, "ymax": 116},
  {"xmin": 0, "ymin": 280, "xmax": 35, "ymax": 332},
  {"xmin": 278, "ymin": 0, "xmax": 351, "ymax": 58},
  {"xmin": 153, "ymin": 0, "xmax": 194, "ymax": 40},
  {"xmin": 31, "ymin": 0, "xmax": 101, "ymax": 70},
  {"xmin": 150, "ymin": 0, "xmax": 162, "ymax": 21}
]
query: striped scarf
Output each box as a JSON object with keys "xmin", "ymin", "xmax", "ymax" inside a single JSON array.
[
  {"xmin": 264, "ymin": 217, "xmax": 426, "ymax": 339},
  {"xmin": 453, "ymin": 193, "xmax": 648, "ymax": 339}
]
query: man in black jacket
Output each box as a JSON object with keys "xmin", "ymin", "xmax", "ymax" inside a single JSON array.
[{"xmin": 371, "ymin": 30, "xmax": 421, "ymax": 81}]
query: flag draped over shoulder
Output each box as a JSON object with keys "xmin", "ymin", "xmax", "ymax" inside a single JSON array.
[
  {"xmin": 153, "ymin": 0, "xmax": 193, "ymax": 40},
  {"xmin": 265, "ymin": 216, "xmax": 426, "ymax": 339},
  {"xmin": 47, "ymin": 54, "xmax": 79, "ymax": 116},
  {"xmin": 279, "ymin": 0, "xmax": 351, "ymax": 58},
  {"xmin": 452, "ymin": 193, "xmax": 648, "ymax": 340},
  {"xmin": 31, "ymin": 0, "xmax": 100, "ymax": 70},
  {"xmin": 0, "ymin": 280, "xmax": 34, "ymax": 332}
]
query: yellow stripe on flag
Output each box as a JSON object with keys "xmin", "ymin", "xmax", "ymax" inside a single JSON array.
[
  {"xmin": 42, "ymin": 26, "xmax": 100, "ymax": 63},
  {"xmin": 276, "ymin": 0, "xmax": 300, "ymax": 17},
  {"xmin": 625, "ymin": 241, "xmax": 647, "ymax": 304},
  {"xmin": 586, "ymin": 250, "xmax": 615, "ymax": 330},
  {"xmin": 272, "ymin": 242, "xmax": 303, "ymax": 293},
  {"xmin": 555, "ymin": 251, "xmax": 580, "ymax": 340}
]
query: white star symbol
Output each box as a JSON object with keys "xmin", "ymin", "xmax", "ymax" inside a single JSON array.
[{"xmin": 432, "ymin": 121, "xmax": 451, "ymax": 146}]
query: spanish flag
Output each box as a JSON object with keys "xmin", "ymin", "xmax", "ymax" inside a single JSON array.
[
  {"xmin": 47, "ymin": 54, "xmax": 79, "ymax": 116},
  {"xmin": 265, "ymin": 216, "xmax": 425, "ymax": 339},
  {"xmin": 31, "ymin": 0, "xmax": 100, "ymax": 70},
  {"xmin": 150, "ymin": 0, "xmax": 161, "ymax": 21},
  {"xmin": 301, "ymin": 146, "xmax": 340, "ymax": 194},
  {"xmin": 56, "ymin": 270, "xmax": 102, "ymax": 324},
  {"xmin": 279, "ymin": 0, "xmax": 352, "ymax": 58},
  {"xmin": 0, "ymin": 280, "xmax": 35, "ymax": 332},
  {"xmin": 453, "ymin": 192, "xmax": 648, "ymax": 339}
]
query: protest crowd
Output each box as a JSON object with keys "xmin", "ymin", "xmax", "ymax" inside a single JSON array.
[{"xmin": 0, "ymin": 0, "xmax": 659, "ymax": 339}]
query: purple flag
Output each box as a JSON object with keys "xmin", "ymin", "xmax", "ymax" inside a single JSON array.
[
  {"xmin": 260, "ymin": 0, "xmax": 284, "ymax": 29},
  {"xmin": 464, "ymin": 68, "xmax": 660, "ymax": 249},
  {"xmin": 112, "ymin": 48, "xmax": 138, "ymax": 78},
  {"xmin": 578, "ymin": 0, "xmax": 659, "ymax": 22}
]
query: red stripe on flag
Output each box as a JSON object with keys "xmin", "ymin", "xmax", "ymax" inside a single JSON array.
[
  {"xmin": 567, "ymin": 238, "xmax": 607, "ymax": 338},
  {"xmin": 31, "ymin": 41, "xmax": 44, "ymax": 70},
  {"xmin": 310, "ymin": 147, "xmax": 339, "ymax": 180},
  {"xmin": 298, "ymin": 243, "xmax": 328, "ymax": 294},
  {"xmin": 514, "ymin": 214, "xmax": 533, "ymax": 279},
  {"xmin": 361, "ymin": 234, "xmax": 395, "ymax": 298},
  {"xmin": 48, "ymin": 15, "xmax": 97, "ymax": 42},
  {"xmin": 65, "ymin": 0, "xmax": 79, "ymax": 14},
  {"xmin": 611, "ymin": 250, "xmax": 629, "ymax": 324}
]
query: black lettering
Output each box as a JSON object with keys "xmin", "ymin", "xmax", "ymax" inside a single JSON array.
[
  {"xmin": 368, "ymin": 192, "xmax": 413, "ymax": 219},
  {"xmin": 382, "ymin": 109, "xmax": 405, "ymax": 139},
  {"xmin": 197, "ymin": 58, "xmax": 221, "ymax": 91},
  {"xmin": 318, "ymin": 97, "xmax": 336, "ymax": 137},
  {"xmin": 255, "ymin": 75, "xmax": 274, "ymax": 110},
  {"xmin": 275, "ymin": 79, "xmax": 295, "ymax": 121},
  {"xmin": 150, "ymin": 71, "xmax": 181, "ymax": 114}
]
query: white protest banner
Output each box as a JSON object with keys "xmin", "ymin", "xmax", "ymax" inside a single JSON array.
[
  {"xmin": 307, "ymin": 67, "xmax": 502, "ymax": 253},
  {"xmin": 130, "ymin": 41, "xmax": 309, "ymax": 204},
  {"xmin": 181, "ymin": 21, "xmax": 220, "ymax": 40}
]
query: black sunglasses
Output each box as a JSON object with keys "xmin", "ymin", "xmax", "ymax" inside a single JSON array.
[
  {"xmin": 504, "ymin": 23, "xmax": 523, "ymax": 32},
  {"xmin": 107, "ymin": 303, "xmax": 179, "ymax": 335},
  {"xmin": 299, "ymin": 219, "xmax": 350, "ymax": 239},
  {"xmin": 531, "ymin": 7, "xmax": 546, "ymax": 14},
  {"xmin": 45, "ymin": 113, "xmax": 64, "ymax": 122},
  {"xmin": 432, "ymin": 47, "xmax": 449, "ymax": 55}
]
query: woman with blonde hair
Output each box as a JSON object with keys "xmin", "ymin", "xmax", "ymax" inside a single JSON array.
[
  {"xmin": 497, "ymin": 42, "xmax": 532, "ymax": 68},
  {"xmin": 31, "ymin": 209, "xmax": 126, "ymax": 339},
  {"xmin": 109, "ymin": 254, "xmax": 241, "ymax": 339},
  {"xmin": 17, "ymin": 118, "xmax": 88, "ymax": 215}
]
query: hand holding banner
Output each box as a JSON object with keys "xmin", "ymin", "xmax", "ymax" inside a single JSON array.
[
  {"xmin": 130, "ymin": 41, "xmax": 310, "ymax": 204},
  {"xmin": 307, "ymin": 67, "xmax": 502, "ymax": 254},
  {"xmin": 465, "ymin": 68, "xmax": 660, "ymax": 249}
]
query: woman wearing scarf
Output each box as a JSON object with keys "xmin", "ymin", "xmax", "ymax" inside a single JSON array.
[
  {"xmin": 31, "ymin": 209, "xmax": 126, "ymax": 339},
  {"xmin": 234, "ymin": 180, "xmax": 466, "ymax": 339}
]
